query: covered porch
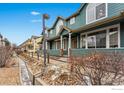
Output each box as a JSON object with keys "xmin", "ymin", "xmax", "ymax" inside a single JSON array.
[{"xmin": 48, "ymin": 13, "xmax": 124, "ymax": 57}]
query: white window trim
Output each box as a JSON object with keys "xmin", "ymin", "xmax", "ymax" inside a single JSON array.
[
  {"xmin": 86, "ymin": 3, "xmax": 108, "ymax": 24},
  {"xmin": 80, "ymin": 24, "xmax": 120, "ymax": 49}
]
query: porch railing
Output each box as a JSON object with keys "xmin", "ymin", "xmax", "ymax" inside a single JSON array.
[
  {"xmin": 71, "ymin": 48, "xmax": 124, "ymax": 56},
  {"xmin": 48, "ymin": 49, "xmax": 60, "ymax": 56}
]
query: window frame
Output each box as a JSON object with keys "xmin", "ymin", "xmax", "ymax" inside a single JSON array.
[
  {"xmin": 86, "ymin": 3, "xmax": 108, "ymax": 24},
  {"xmin": 109, "ymin": 27, "xmax": 119, "ymax": 48},
  {"xmin": 80, "ymin": 24, "xmax": 120, "ymax": 49}
]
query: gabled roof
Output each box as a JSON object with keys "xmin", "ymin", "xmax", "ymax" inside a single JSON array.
[
  {"xmin": 57, "ymin": 26, "xmax": 72, "ymax": 36},
  {"xmin": 31, "ymin": 35, "xmax": 40, "ymax": 39},
  {"xmin": 48, "ymin": 16, "xmax": 65, "ymax": 31},
  {"xmin": 65, "ymin": 3, "xmax": 87, "ymax": 21},
  {"xmin": 47, "ymin": 26, "xmax": 72, "ymax": 41}
]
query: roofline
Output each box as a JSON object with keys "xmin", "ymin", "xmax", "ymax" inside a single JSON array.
[
  {"xmin": 65, "ymin": 3, "xmax": 87, "ymax": 21},
  {"xmin": 48, "ymin": 4, "xmax": 86, "ymax": 30},
  {"xmin": 48, "ymin": 16, "xmax": 65, "ymax": 31},
  {"xmin": 72, "ymin": 13, "xmax": 124, "ymax": 33},
  {"xmin": 57, "ymin": 26, "xmax": 72, "ymax": 36},
  {"xmin": 18, "ymin": 39, "xmax": 30, "ymax": 47},
  {"xmin": 48, "ymin": 13, "xmax": 124, "ymax": 41}
]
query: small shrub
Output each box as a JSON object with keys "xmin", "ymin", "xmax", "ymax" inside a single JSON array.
[
  {"xmin": 0, "ymin": 46, "xmax": 13, "ymax": 67},
  {"xmin": 69, "ymin": 52, "xmax": 124, "ymax": 85}
]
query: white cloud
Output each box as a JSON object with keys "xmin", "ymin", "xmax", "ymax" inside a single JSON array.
[
  {"xmin": 31, "ymin": 11, "xmax": 40, "ymax": 15},
  {"xmin": 31, "ymin": 19, "xmax": 41, "ymax": 23}
]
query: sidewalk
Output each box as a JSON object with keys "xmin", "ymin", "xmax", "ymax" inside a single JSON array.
[
  {"xmin": 32, "ymin": 55, "xmax": 69, "ymax": 69},
  {"xmin": 18, "ymin": 57, "xmax": 32, "ymax": 85}
]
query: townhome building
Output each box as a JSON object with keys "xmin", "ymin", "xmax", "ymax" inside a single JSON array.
[
  {"xmin": 19, "ymin": 35, "xmax": 43, "ymax": 54},
  {"xmin": 47, "ymin": 3, "xmax": 124, "ymax": 57}
]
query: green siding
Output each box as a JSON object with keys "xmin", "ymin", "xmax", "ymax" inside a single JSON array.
[
  {"xmin": 66, "ymin": 4, "xmax": 87, "ymax": 29},
  {"xmin": 49, "ymin": 29, "xmax": 56, "ymax": 38},
  {"xmin": 71, "ymin": 48, "xmax": 124, "ymax": 56},
  {"xmin": 66, "ymin": 3, "xmax": 124, "ymax": 30},
  {"xmin": 51, "ymin": 41, "xmax": 56, "ymax": 49},
  {"xmin": 48, "ymin": 21, "xmax": 66, "ymax": 38},
  {"xmin": 108, "ymin": 3, "xmax": 124, "ymax": 18},
  {"xmin": 48, "ymin": 49, "xmax": 60, "ymax": 56}
]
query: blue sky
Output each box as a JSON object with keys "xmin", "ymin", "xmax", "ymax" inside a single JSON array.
[{"xmin": 0, "ymin": 3, "xmax": 80, "ymax": 45}]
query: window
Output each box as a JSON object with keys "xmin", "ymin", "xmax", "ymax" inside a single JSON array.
[
  {"xmin": 87, "ymin": 35, "xmax": 96, "ymax": 48},
  {"xmin": 96, "ymin": 3, "xmax": 106, "ymax": 19},
  {"xmin": 109, "ymin": 27, "xmax": 118, "ymax": 48},
  {"xmin": 96, "ymin": 31, "xmax": 106, "ymax": 48},
  {"xmin": 87, "ymin": 30, "xmax": 106, "ymax": 48},
  {"xmin": 70, "ymin": 17, "xmax": 75, "ymax": 25},
  {"xmin": 86, "ymin": 3, "xmax": 107, "ymax": 24}
]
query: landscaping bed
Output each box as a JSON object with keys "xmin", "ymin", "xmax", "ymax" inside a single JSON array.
[
  {"xmin": 19, "ymin": 53, "xmax": 43, "ymax": 75},
  {"xmin": 40, "ymin": 65, "xmax": 82, "ymax": 85},
  {"xmin": 19, "ymin": 53, "xmax": 81, "ymax": 85}
]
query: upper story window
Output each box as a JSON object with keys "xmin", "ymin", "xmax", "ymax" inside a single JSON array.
[
  {"xmin": 86, "ymin": 3, "xmax": 107, "ymax": 24},
  {"xmin": 56, "ymin": 20, "xmax": 63, "ymax": 35},
  {"xmin": 70, "ymin": 17, "xmax": 75, "ymax": 25}
]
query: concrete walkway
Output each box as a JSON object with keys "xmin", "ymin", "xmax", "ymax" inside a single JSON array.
[{"xmin": 18, "ymin": 57, "xmax": 32, "ymax": 85}]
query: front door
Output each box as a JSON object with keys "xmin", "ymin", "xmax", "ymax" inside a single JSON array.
[{"xmin": 71, "ymin": 37, "xmax": 77, "ymax": 49}]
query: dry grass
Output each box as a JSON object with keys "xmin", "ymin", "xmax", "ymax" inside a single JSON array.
[{"xmin": 0, "ymin": 57, "xmax": 20, "ymax": 85}]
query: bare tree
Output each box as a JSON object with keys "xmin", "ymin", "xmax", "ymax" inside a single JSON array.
[
  {"xmin": 0, "ymin": 46, "xmax": 13, "ymax": 67},
  {"xmin": 70, "ymin": 51, "xmax": 124, "ymax": 85}
]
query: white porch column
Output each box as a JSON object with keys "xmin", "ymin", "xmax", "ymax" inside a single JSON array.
[
  {"xmin": 60, "ymin": 35, "xmax": 63, "ymax": 49},
  {"xmin": 68, "ymin": 33, "xmax": 72, "ymax": 56},
  {"xmin": 118, "ymin": 24, "xmax": 120, "ymax": 48},
  {"xmin": 106, "ymin": 29, "xmax": 109, "ymax": 48},
  {"xmin": 85, "ymin": 34, "xmax": 88, "ymax": 49}
]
